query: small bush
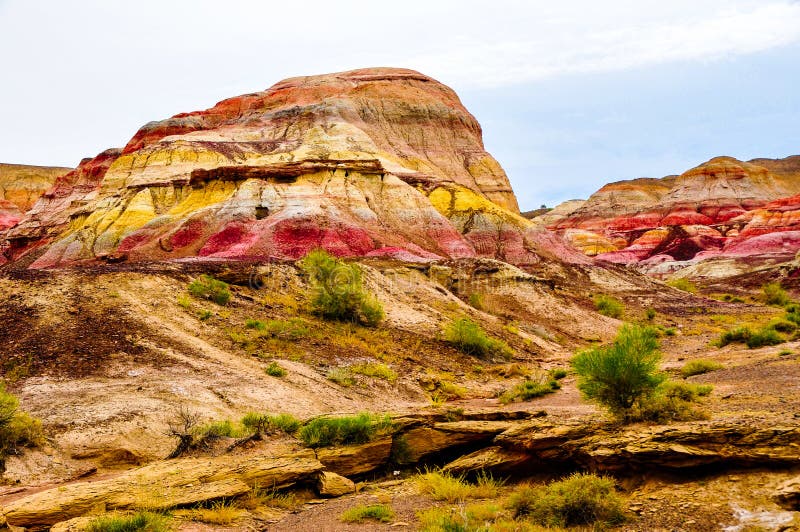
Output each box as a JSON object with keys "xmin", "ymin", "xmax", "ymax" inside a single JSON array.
[
  {"xmin": 681, "ymin": 359, "xmax": 723, "ymax": 377},
  {"xmin": 350, "ymin": 362, "xmax": 397, "ymax": 382},
  {"xmin": 571, "ymin": 324, "xmax": 664, "ymax": 419},
  {"xmin": 326, "ymin": 367, "xmax": 355, "ymax": 387},
  {"xmin": 417, "ymin": 503, "xmax": 504, "ymax": 531},
  {"xmin": 240, "ymin": 412, "xmax": 300, "ymax": 435},
  {"xmin": 245, "ymin": 318, "xmax": 266, "ymax": 330},
  {"xmin": 633, "ymin": 381, "xmax": 712, "ymax": 422},
  {"xmin": 468, "ymin": 292, "xmax": 485, "ymax": 310},
  {"xmin": 177, "ymin": 295, "xmax": 191, "ymax": 309},
  {"xmin": 507, "ymin": 473, "xmax": 625, "ymax": 528},
  {"xmin": 716, "ymin": 326, "xmax": 751, "ymax": 347},
  {"xmin": 340, "ymin": 504, "xmax": 394, "ymax": 523},
  {"xmin": 746, "ymin": 328, "xmax": 784, "ymax": 349},
  {"xmin": 768, "ymin": 318, "xmax": 796, "ymax": 333},
  {"xmin": 265, "ymin": 361, "xmax": 287, "ymax": 377},
  {"xmin": 194, "ymin": 419, "xmax": 245, "ymax": 440},
  {"xmin": 779, "ymin": 349, "xmax": 794, "ymax": 356},
  {"xmin": 299, "ymin": 249, "xmax": 384, "ymax": 326},
  {"xmin": 667, "ymin": 278, "xmax": 697, "ymax": 293},
  {"xmin": 0, "ymin": 385, "xmax": 44, "ymax": 466},
  {"xmin": 197, "ymin": 309, "xmax": 212, "ymax": 321},
  {"xmin": 645, "ymin": 308, "xmax": 657, "ymax": 321},
  {"xmin": 763, "ymin": 282, "xmax": 790, "ymax": 306},
  {"xmin": 499, "ymin": 373, "xmax": 560, "ymax": 404},
  {"xmin": 260, "ymin": 318, "xmax": 310, "ymax": 339},
  {"xmin": 593, "ymin": 295, "xmax": 623, "ymax": 319},
  {"xmin": 549, "ymin": 368, "xmax": 568, "ymax": 380},
  {"xmin": 86, "ymin": 512, "xmax": 170, "ymax": 532},
  {"xmin": 188, "ymin": 274, "xmax": 231, "ymax": 306},
  {"xmin": 663, "ymin": 327, "xmax": 677, "ymax": 336},
  {"xmin": 430, "ymin": 381, "xmax": 467, "ymax": 403},
  {"xmin": 298, "ymin": 413, "xmax": 393, "ymax": 448},
  {"xmin": 443, "ymin": 318, "xmax": 513, "ymax": 359},
  {"xmin": 414, "ymin": 470, "xmax": 502, "ymax": 503}
]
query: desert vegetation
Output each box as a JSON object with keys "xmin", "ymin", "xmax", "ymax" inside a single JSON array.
[
  {"xmin": 593, "ymin": 294, "xmax": 624, "ymax": 319},
  {"xmin": 300, "ymin": 249, "xmax": 384, "ymax": 326},
  {"xmin": 340, "ymin": 504, "xmax": 395, "ymax": 523},
  {"xmin": 498, "ymin": 370, "xmax": 563, "ymax": 404},
  {"xmin": 681, "ymin": 359, "xmax": 723, "ymax": 377},
  {"xmin": 667, "ymin": 278, "xmax": 697, "ymax": 293},
  {"xmin": 86, "ymin": 511, "xmax": 171, "ymax": 532},
  {"xmin": 443, "ymin": 317, "xmax": 513, "ymax": 359},
  {"xmin": 188, "ymin": 274, "xmax": 231, "ymax": 306},
  {"xmin": 0, "ymin": 384, "xmax": 44, "ymax": 470},
  {"xmin": 297, "ymin": 412, "xmax": 393, "ymax": 448}
]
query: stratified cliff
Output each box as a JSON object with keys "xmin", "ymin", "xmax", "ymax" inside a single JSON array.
[
  {"xmin": 3, "ymin": 68, "xmax": 586, "ymax": 268},
  {"xmin": 0, "ymin": 163, "xmax": 71, "ymax": 230}
]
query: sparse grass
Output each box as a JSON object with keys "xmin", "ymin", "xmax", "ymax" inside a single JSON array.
[
  {"xmin": 177, "ymin": 295, "xmax": 191, "ymax": 309},
  {"xmin": 185, "ymin": 502, "xmax": 243, "ymax": 525},
  {"xmin": 721, "ymin": 293, "xmax": 746, "ymax": 303},
  {"xmin": 645, "ymin": 307, "xmax": 657, "ymax": 321},
  {"xmin": 298, "ymin": 412, "xmax": 393, "ymax": 448},
  {"xmin": 300, "ymin": 249, "xmax": 384, "ymax": 326},
  {"xmin": 549, "ymin": 368, "xmax": 568, "ymax": 380},
  {"xmin": 572, "ymin": 324, "xmax": 664, "ymax": 420},
  {"xmin": 633, "ymin": 381, "xmax": 712, "ymax": 422},
  {"xmin": 716, "ymin": 326, "xmax": 752, "ymax": 347},
  {"xmin": 430, "ymin": 381, "xmax": 467, "ymax": 404},
  {"xmin": 326, "ymin": 367, "xmax": 356, "ymax": 387},
  {"xmin": 681, "ymin": 359, "xmax": 724, "ymax": 377},
  {"xmin": 507, "ymin": 473, "xmax": 625, "ymax": 528},
  {"xmin": 593, "ymin": 294, "xmax": 623, "ymax": 319},
  {"xmin": 350, "ymin": 362, "xmax": 397, "ymax": 382},
  {"xmin": 499, "ymin": 372, "xmax": 560, "ymax": 404},
  {"xmin": 443, "ymin": 318, "xmax": 513, "ymax": 359},
  {"xmin": 768, "ymin": 318, "xmax": 796, "ymax": 333},
  {"xmin": 193, "ymin": 419, "xmax": 246, "ymax": 440},
  {"xmin": 265, "ymin": 361, "xmax": 287, "ymax": 377},
  {"xmin": 414, "ymin": 470, "xmax": 503, "ymax": 503},
  {"xmin": 86, "ymin": 511, "xmax": 171, "ymax": 532},
  {"xmin": 468, "ymin": 292, "xmax": 485, "ymax": 311},
  {"xmin": 240, "ymin": 487, "xmax": 305, "ymax": 510},
  {"xmin": 0, "ymin": 384, "xmax": 44, "ymax": 467},
  {"xmin": 746, "ymin": 328, "xmax": 784, "ymax": 349},
  {"xmin": 763, "ymin": 282, "xmax": 790, "ymax": 306},
  {"xmin": 340, "ymin": 504, "xmax": 395, "ymax": 523},
  {"xmin": 197, "ymin": 309, "xmax": 212, "ymax": 321},
  {"xmin": 245, "ymin": 318, "xmax": 266, "ymax": 330},
  {"xmin": 240, "ymin": 412, "xmax": 301, "ymax": 435},
  {"xmin": 188, "ymin": 274, "xmax": 231, "ymax": 306},
  {"xmin": 417, "ymin": 504, "xmax": 513, "ymax": 532},
  {"xmin": 779, "ymin": 349, "xmax": 794, "ymax": 356},
  {"xmin": 667, "ymin": 278, "xmax": 697, "ymax": 293}
]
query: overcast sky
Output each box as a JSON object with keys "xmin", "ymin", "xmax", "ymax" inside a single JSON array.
[{"xmin": 1, "ymin": 1, "xmax": 798, "ymax": 210}]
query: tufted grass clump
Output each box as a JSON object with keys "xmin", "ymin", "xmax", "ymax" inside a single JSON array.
[
  {"xmin": 681, "ymin": 359, "xmax": 723, "ymax": 377},
  {"xmin": 340, "ymin": 504, "xmax": 394, "ymax": 523},
  {"xmin": 443, "ymin": 318, "xmax": 513, "ymax": 359},
  {"xmin": 240, "ymin": 412, "xmax": 301, "ymax": 435},
  {"xmin": 86, "ymin": 511, "xmax": 171, "ymax": 532},
  {"xmin": 746, "ymin": 327, "xmax": 784, "ymax": 349},
  {"xmin": 571, "ymin": 324, "xmax": 664, "ymax": 420},
  {"xmin": 326, "ymin": 367, "xmax": 355, "ymax": 387},
  {"xmin": 593, "ymin": 294, "xmax": 623, "ymax": 319},
  {"xmin": 298, "ymin": 412, "xmax": 393, "ymax": 448},
  {"xmin": 506, "ymin": 473, "xmax": 625, "ymax": 528},
  {"xmin": 299, "ymin": 249, "xmax": 384, "ymax": 326},
  {"xmin": 763, "ymin": 282, "xmax": 790, "ymax": 306},
  {"xmin": 265, "ymin": 361, "xmax": 287, "ymax": 377},
  {"xmin": 188, "ymin": 274, "xmax": 231, "ymax": 306},
  {"xmin": 184, "ymin": 501, "xmax": 243, "ymax": 525},
  {"xmin": 350, "ymin": 362, "xmax": 397, "ymax": 382},
  {"xmin": 716, "ymin": 326, "xmax": 752, "ymax": 347},
  {"xmin": 0, "ymin": 384, "xmax": 44, "ymax": 468},
  {"xmin": 414, "ymin": 470, "xmax": 503, "ymax": 503},
  {"xmin": 499, "ymin": 372, "xmax": 561, "ymax": 404}
]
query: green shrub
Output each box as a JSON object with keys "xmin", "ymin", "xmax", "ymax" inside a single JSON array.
[
  {"xmin": 746, "ymin": 328, "xmax": 784, "ymax": 348},
  {"xmin": 468, "ymin": 292, "xmax": 485, "ymax": 311},
  {"xmin": 298, "ymin": 413, "xmax": 393, "ymax": 448},
  {"xmin": 768, "ymin": 318, "xmax": 796, "ymax": 333},
  {"xmin": 645, "ymin": 308, "xmax": 657, "ymax": 321},
  {"xmin": 340, "ymin": 504, "xmax": 394, "ymax": 523},
  {"xmin": 430, "ymin": 381, "xmax": 467, "ymax": 403},
  {"xmin": 571, "ymin": 324, "xmax": 665, "ymax": 419},
  {"xmin": 499, "ymin": 373, "xmax": 560, "ymax": 404},
  {"xmin": 0, "ymin": 384, "xmax": 44, "ymax": 467},
  {"xmin": 786, "ymin": 309, "xmax": 800, "ymax": 325},
  {"xmin": 681, "ymin": 359, "xmax": 723, "ymax": 377},
  {"xmin": 265, "ymin": 361, "xmax": 287, "ymax": 377},
  {"xmin": 240, "ymin": 412, "xmax": 300, "ymax": 435},
  {"xmin": 507, "ymin": 473, "xmax": 625, "ymax": 527},
  {"xmin": 716, "ymin": 326, "xmax": 752, "ymax": 347},
  {"xmin": 633, "ymin": 381, "xmax": 712, "ymax": 422},
  {"xmin": 245, "ymin": 318, "xmax": 266, "ymax": 330},
  {"xmin": 443, "ymin": 318, "xmax": 513, "ymax": 359},
  {"xmin": 194, "ymin": 419, "xmax": 245, "ymax": 440},
  {"xmin": 549, "ymin": 368, "xmax": 568, "ymax": 380},
  {"xmin": 593, "ymin": 295, "xmax": 623, "ymax": 319},
  {"xmin": 763, "ymin": 282, "xmax": 790, "ymax": 306},
  {"xmin": 350, "ymin": 362, "xmax": 397, "ymax": 382},
  {"xmin": 197, "ymin": 309, "xmax": 212, "ymax": 321},
  {"xmin": 188, "ymin": 275, "xmax": 231, "ymax": 306},
  {"xmin": 667, "ymin": 278, "xmax": 697, "ymax": 293},
  {"xmin": 326, "ymin": 367, "xmax": 355, "ymax": 387},
  {"xmin": 258, "ymin": 318, "xmax": 309, "ymax": 340},
  {"xmin": 299, "ymin": 249, "xmax": 384, "ymax": 326},
  {"xmin": 663, "ymin": 327, "xmax": 677, "ymax": 336},
  {"xmin": 86, "ymin": 512, "xmax": 170, "ymax": 532}
]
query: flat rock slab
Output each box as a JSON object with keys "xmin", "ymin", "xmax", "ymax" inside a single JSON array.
[
  {"xmin": 2, "ymin": 449, "xmax": 323, "ymax": 528},
  {"xmin": 316, "ymin": 438, "xmax": 393, "ymax": 477}
]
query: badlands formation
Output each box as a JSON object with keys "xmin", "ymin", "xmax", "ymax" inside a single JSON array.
[{"xmin": 0, "ymin": 68, "xmax": 798, "ymax": 531}]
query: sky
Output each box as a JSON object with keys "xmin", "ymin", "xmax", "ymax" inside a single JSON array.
[{"xmin": 0, "ymin": 1, "xmax": 798, "ymax": 210}]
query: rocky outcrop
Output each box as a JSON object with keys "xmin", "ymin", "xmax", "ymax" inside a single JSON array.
[
  {"xmin": 774, "ymin": 476, "xmax": 800, "ymax": 510},
  {"xmin": 0, "ymin": 163, "xmax": 71, "ymax": 230},
  {"xmin": 552, "ymin": 155, "xmax": 800, "ymax": 266},
  {"xmin": 316, "ymin": 471, "xmax": 356, "ymax": 497},
  {"xmin": 2, "ymin": 68, "xmax": 587, "ymax": 269},
  {"xmin": 1, "ymin": 449, "xmax": 323, "ymax": 528}
]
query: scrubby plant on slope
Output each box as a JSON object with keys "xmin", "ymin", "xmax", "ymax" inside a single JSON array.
[
  {"xmin": 763, "ymin": 282, "xmax": 790, "ymax": 306},
  {"xmin": 0, "ymin": 383, "xmax": 44, "ymax": 471},
  {"xmin": 188, "ymin": 274, "xmax": 231, "ymax": 306},
  {"xmin": 298, "ymin": 412, "xmax": 393, "ymax": 448},
  {"xmin": 299, "ymin": 249, "xmax": 384, "ymax": 326},
  {"xmin": 571, "ymin": 324, "xmax": 664, "ymax": 419},
  {"xmin": 593, "ymin": 294, "xmax": 624, "ymax": 319},
  {"xmin": 443, "ymin": 317, "xmax": 513, "ymax": 359}
]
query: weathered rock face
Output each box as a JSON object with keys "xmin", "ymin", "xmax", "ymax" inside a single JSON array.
[
  {"xmin": 0, "ymin": 163, "xmax": 71, "ymax": 230},
  {"xmin": 552, "ymin": 155, "xmax": 800, "ymax": 265},
  {"xmin": 2, "ymin": 68, "xmax": 585, "ymax": 269}
]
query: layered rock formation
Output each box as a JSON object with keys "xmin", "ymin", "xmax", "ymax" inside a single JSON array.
[
  {"xmin": 2, "ymin": 68, "xmax": 585, "ymax": 268},
  {"xmin": 552, "ymin": 155, "xmax": 800, "ymax": 265},
  {"xmin": 0, "ymin": 163, "xmax": 71, "ymax": 230}
]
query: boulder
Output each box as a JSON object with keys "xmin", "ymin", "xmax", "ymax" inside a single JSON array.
[
  {"xmin": 316, "ymin": 471, "xmax": 356, "ymax": 497},
  {"xmin": 2, "ymin": 449, "xmax": 322, "ymax": 528},
  {"xmin": 442, "ymin": 446, "xmax": 532, "ymax": 475},
  {"xmin": 316, "ymin": 438, "xmax": 393, "ymax": 477},
  {"xmin": 774, "ymin": 476, "xmax": 800, "ymax": 510}
]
